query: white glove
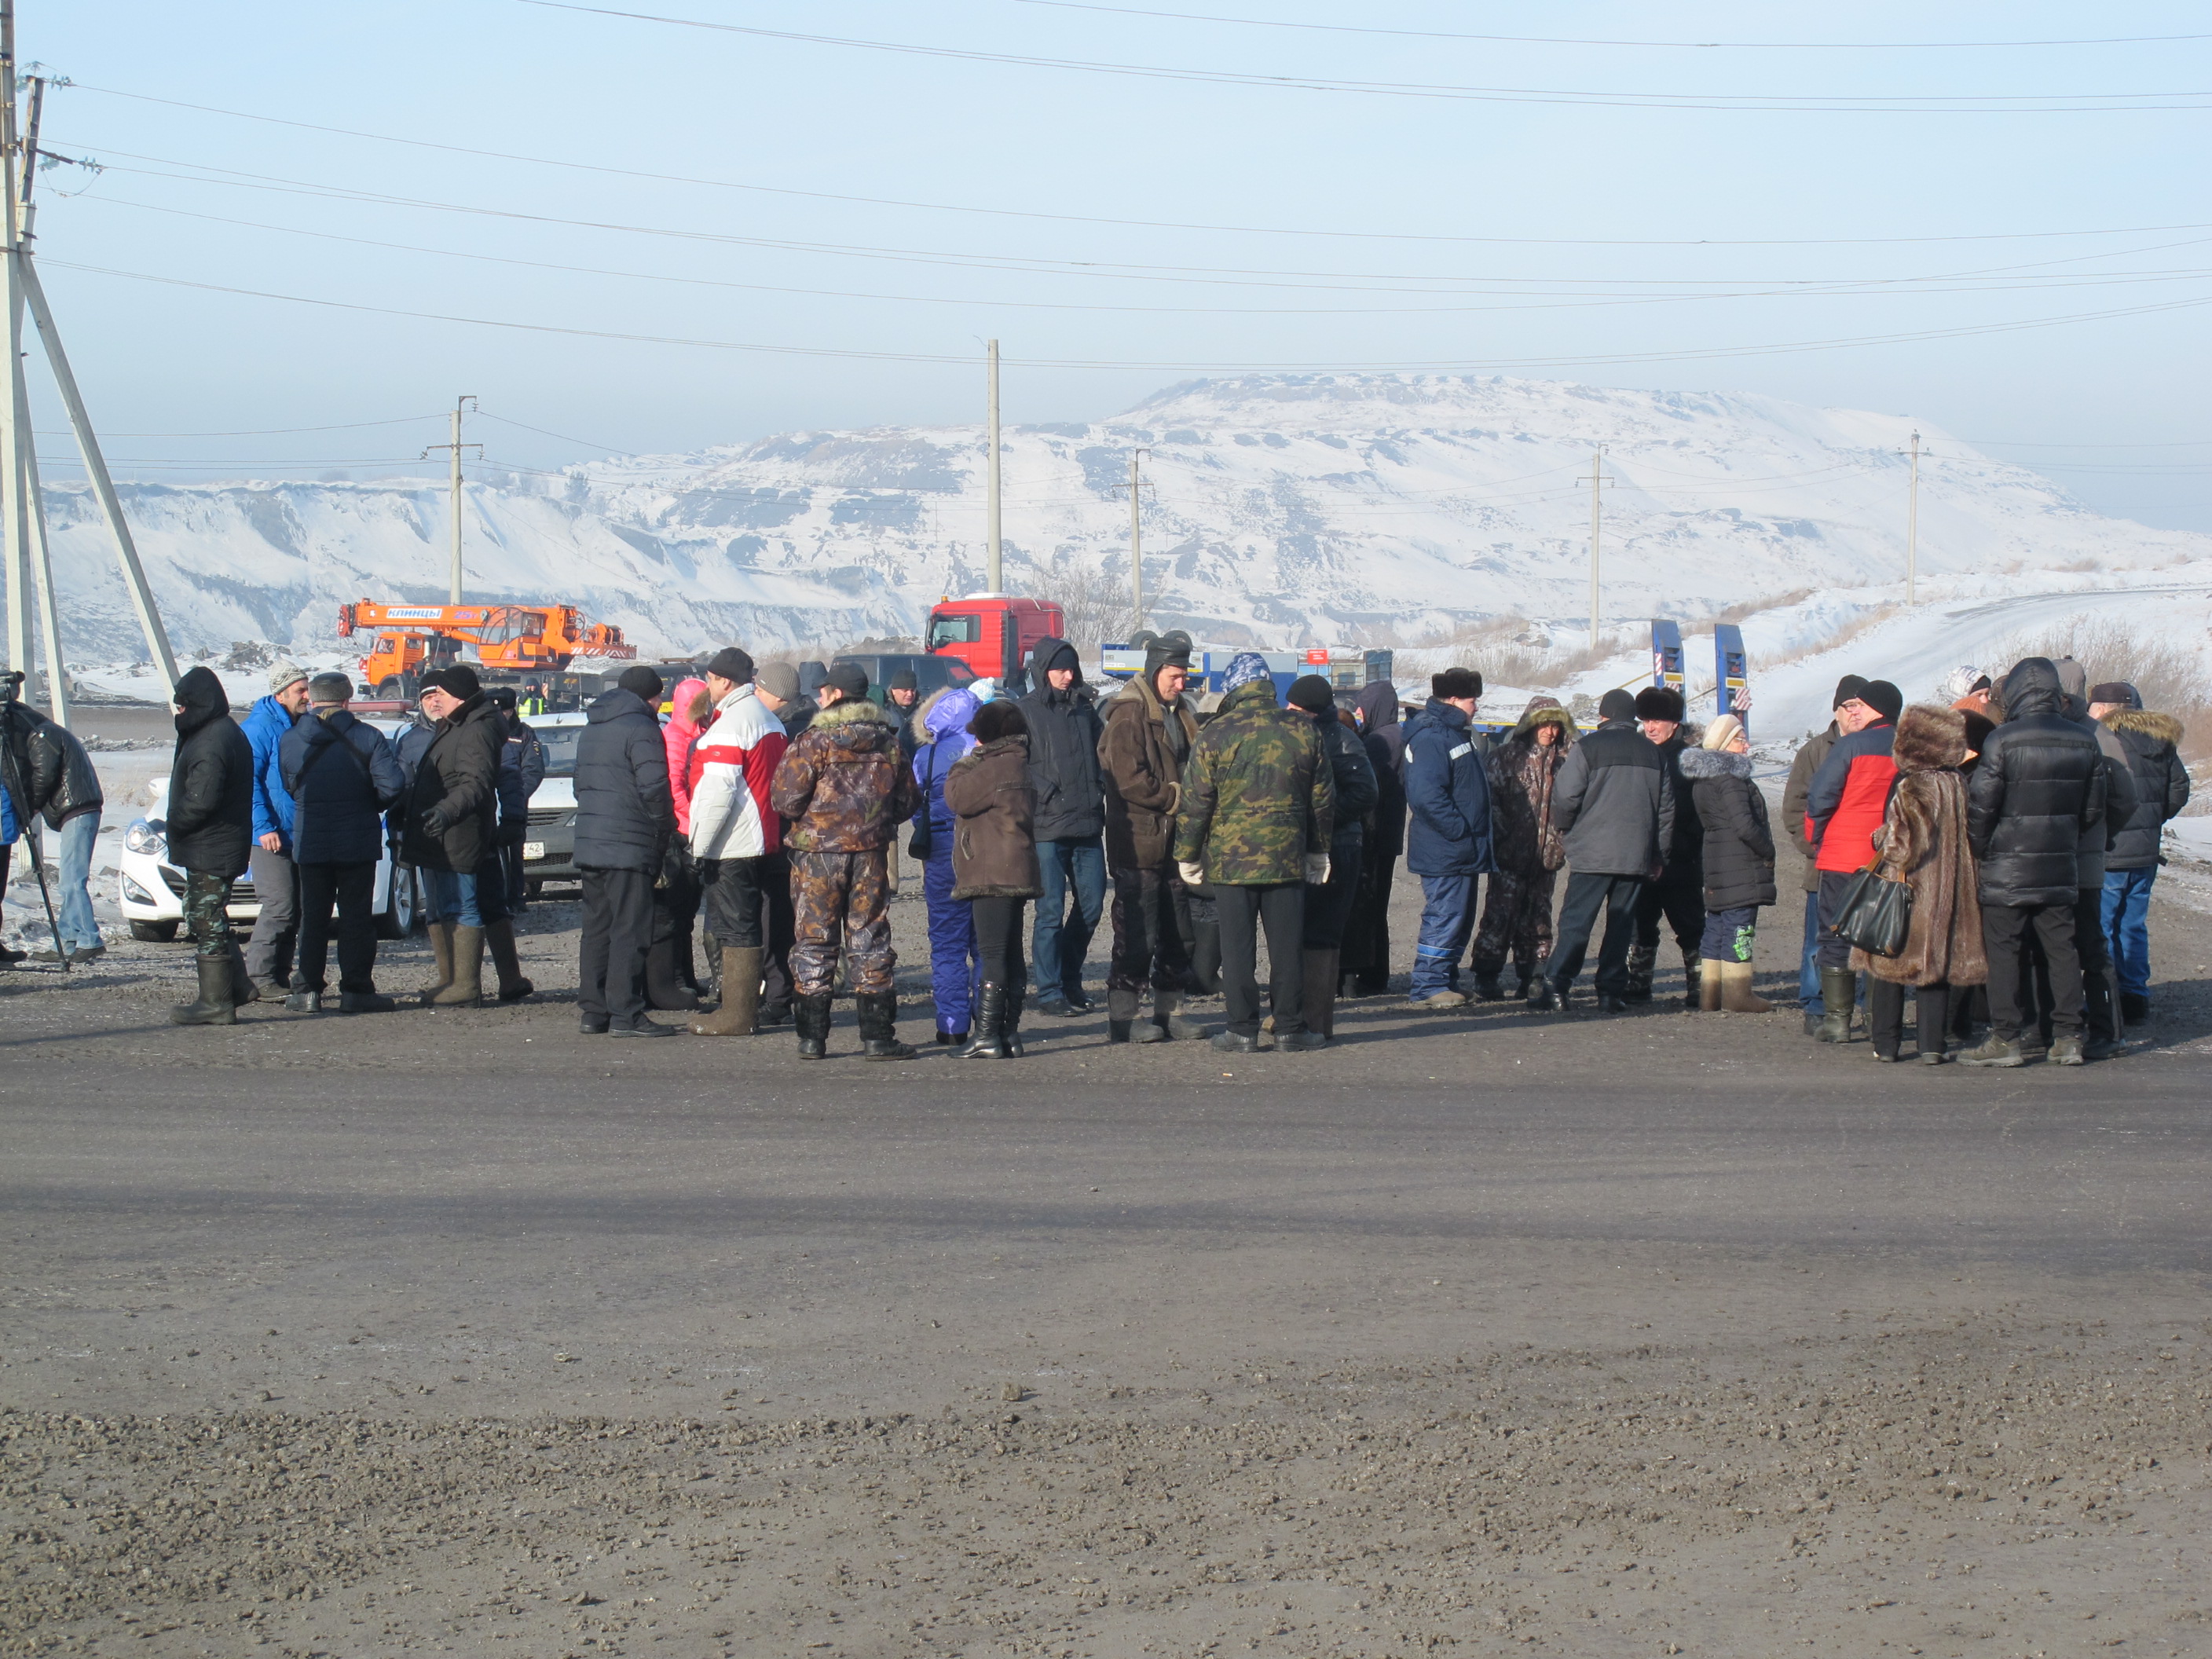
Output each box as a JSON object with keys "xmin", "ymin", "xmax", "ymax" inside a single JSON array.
[
  {"xmin": 1177, "ymin": 859, "xmax": 1207, "ymax": 888},
  {"xmin": 1304, "ymin": 853, "xmax": 1331, "ymax": 886}
]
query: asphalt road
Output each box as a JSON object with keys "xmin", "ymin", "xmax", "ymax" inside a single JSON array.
[{"xmin": 5, "ymin": 881, "xmax": 2212, "ymax": 1657}]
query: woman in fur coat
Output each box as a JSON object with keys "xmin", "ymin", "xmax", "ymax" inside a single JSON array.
[
  {"xmin": 1470, "ymin": 696, "xmax": 1576, "ymax": 999},
  {"xmin": 1851, "ymin": 703, "xmax": 1987, "ymax": 1062},
  {"xmin": 1676, "ymin": 715, "xmax": 1776, "ymax": 1012},
  {"xmin": 944, "ymin": 701, "xmax": 1044, "ymax": 1058}
]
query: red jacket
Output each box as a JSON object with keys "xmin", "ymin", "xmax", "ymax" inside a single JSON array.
[{"xmin": 1804, "ymin": 722, "xmax": 1898, "ymax": 873}]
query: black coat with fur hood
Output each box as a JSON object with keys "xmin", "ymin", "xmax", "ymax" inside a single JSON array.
[
  {"xmin": 1968, "ymin": 658, "xmax": 2105, "ymax": 907},
  {"xmin": 1675, "ymin": 745, "xmax": 1775, "ymax": 910},
  {"xmin": 2101, "ymin": 707, "xmax": 2191, "ymax": 870}
]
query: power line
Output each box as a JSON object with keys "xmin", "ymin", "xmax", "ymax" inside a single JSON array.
[
  {"xmin": 1013, "ymin": 2, "xmax": 2212, "ymax": 53},
  {"xmin": 34, "ymin": 413, "xmax": 444, "ymax": 438},
  {"xmin": 524, "ymin": 2, "xmax": 2212, "ymax": 114},
  {"xmin": 68, "ymin": 83, "xmax": 2212, "ymax": 251}
]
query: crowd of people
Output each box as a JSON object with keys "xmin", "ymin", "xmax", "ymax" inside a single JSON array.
[{"xmin": 1, "ymin": 634, "xmax": 2192, "ymax": 1068}]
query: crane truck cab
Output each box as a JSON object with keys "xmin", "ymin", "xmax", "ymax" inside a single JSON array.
[{"xmin": 925, "ymin": 594, "xmax": 1066, "ymax": 695}]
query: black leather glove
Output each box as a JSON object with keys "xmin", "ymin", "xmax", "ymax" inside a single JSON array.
[{"xmin": 422, "ymin": 808, "xmax": 449, "ymax": 840}]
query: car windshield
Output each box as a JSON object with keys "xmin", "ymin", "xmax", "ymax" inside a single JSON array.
[
  {"xmin": 537, "ymin": 725, "xmax": 584, "ymax": 777},
  {"xmin": 927, "ymin": 614, "xmax": 980, "ymax": 649}
]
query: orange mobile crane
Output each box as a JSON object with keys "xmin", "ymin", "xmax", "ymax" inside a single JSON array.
[{"xmin": 337, "ymin": 601, "xmax": 635, "ymax": 697}]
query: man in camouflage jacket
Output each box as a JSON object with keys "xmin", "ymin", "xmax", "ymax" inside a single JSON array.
[
  {"xmin": 1172, "ymin": 654, "xmax": 1335, "ymax": 1051},
  {"xmin": 768, "ymin": 663, "xmax": 923, "ymax": 1060}
]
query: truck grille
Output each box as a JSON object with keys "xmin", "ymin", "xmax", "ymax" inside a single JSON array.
[{"xmin": 526, "ymin": 807, "xmax": 570, "ymax": 826}]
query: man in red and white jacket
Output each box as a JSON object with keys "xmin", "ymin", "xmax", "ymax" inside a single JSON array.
[
  {"xmin": 685, "ymin": 647, "xmax": 787, "ymax": 1035},
  {"xmin": 1803, "ymin": 676, "xmax": 1903, "ymax": 1042}
]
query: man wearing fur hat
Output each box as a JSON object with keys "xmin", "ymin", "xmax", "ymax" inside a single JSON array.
[
  {"xmin": 770, "ymin": 661, "xmax": 922, "ymax": 1060},
  {"xmin": 2092, "ymin": 680, "xmax": 2192, "ymax": 1024},
  {"xmin": 1401, "ymin": 667, "xmax": 1493, "ymax": 1009},
  {"xmin": 1099, "ymin": 630, "xmax": 1205, "ymax": 1043},
  {"xmin": 1630, "ymin": 684, "xmax": 1706, "ymax": 1008}
]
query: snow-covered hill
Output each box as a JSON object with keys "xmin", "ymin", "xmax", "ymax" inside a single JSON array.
[{"xmin": 38, "ymin": 373, "xmax": 2212, "ymax": 665}]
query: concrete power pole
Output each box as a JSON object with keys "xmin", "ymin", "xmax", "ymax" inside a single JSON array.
[
  {"xmin": 1906, "ymin": 428, "xmax": 1921, "ymax": 606},
  {"xmin": 1579, "ymin": 446, "xmax": 1612, "ymax": 649},
  {"xmin": 0, "ymin": 0, "xmax": 27, "ymax": 684},
  {"xmin": 423, "ymin": 395, "xmax": 479, "ymax": 604},
  {"xmin": 1128, "ymin": 447, "xmax": 1148, "ymax": 630},
  {"xmin": 985, "ymin": 339, "xmax": 1002, "ymax": 593}
]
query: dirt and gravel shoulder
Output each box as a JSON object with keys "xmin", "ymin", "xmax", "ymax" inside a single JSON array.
[{"xmin": 5, "ymin": 873, "xmax": 2212, "ymax": 1657}]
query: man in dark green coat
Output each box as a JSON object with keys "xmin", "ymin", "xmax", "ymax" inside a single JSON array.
[{"xmin": 1173, "ymin": 654, "xmax": 1335, "ymax": 1053}]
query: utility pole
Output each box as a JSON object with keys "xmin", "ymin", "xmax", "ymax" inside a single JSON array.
[
  {"xmin": 1906, "ymin": 428, "xmax": 1921, "ymax": 606},
  {"xmin": 422, "ymin": 394, "xmax": 479, "ymax": 604},
  {"xmin": 984, "ymin": 339, "xmax": 1002, "ymax": 592},
  {"xmin": 1579, "ymin": 445, "xmax": 1613, "ymax": 649},
  {"xmin": 1128, "ymin": 447, "xmax": 1148, "ymax": 630},
  {"xmin": 1, "ymin": 0, "xmax": 27, "ymax": 685},
  {"xmin": 13, "ymin": 71, "xmax": 62, "ymax": 720}
]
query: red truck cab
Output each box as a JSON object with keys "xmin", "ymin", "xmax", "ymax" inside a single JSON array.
[{"xmin": 925, "ymin": 594, "xmax": 1067, "ymax": 693}]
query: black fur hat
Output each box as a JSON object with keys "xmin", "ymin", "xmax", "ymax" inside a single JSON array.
[
  {"xmin": 1634, "ymin": 685, "xmax": 1686, "ymax": 722},
  {"xmin": 1431, "ymin": 666, "xmax": 1482, "ymax": 701},
  {"xmin": 970, "ymin": 701, "xmax": 1029, "ymax": 743}
]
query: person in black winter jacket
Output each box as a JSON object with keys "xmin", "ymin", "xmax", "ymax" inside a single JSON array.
[
  {"xmin": 1340, "ymin": 680, "xmax": 1407, "ymax": 997},
  {"xmin": 1675, "ymin": 714, "xmax": 1774, "ymax": 1013},
  {"xmin": 400, "ymin": 665, "xmax": 510, "ymax": 1009},
  {"xmin": 1630, "ymin": 685, "xmax": 1706, "ymax": 1008},
  {"xmin": 164, "ymin": 665, "xmax": 258, "ymax": 1025},
  {"xmin": 2091, "ymin": 681, "xmax": 2192, "ymax": 1023},
  {"xmin": 277, "ymin": 673, "xmax": 407, "ymax": 1013},
  {"xmin": 573, "ymin": 666, "xmax": 677, "ymax": 1036},
  {"xmin": 1017, "ymin": 637, "xmax": 1107, "ymax": 1015},
  {"xmin": 1960, "ymin": 657, "xmax": 2105, "ymax": 1067},
  {"xmin": 1401, "ymin": 667, "xmax": 1494, "ymax": 1009},
  {"xmin": 1533, "ymin": 688, "xmax": 1675, "ymax": 1013},
  {"xmin": 1287, "ymin": 676, "xmax": 1378, "ymax": 1040},
  {"xmin": 1, "ymin": 697, "xmax": 105, "ymax": 962}
]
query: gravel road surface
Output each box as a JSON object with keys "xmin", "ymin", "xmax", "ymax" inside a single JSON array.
[{"xmin": 5, "ymin": 876, "xmax": 2212, "ymax": 1657}]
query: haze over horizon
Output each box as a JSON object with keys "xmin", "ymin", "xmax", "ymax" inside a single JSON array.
[{"xmin": 20, "ymin": 1, "xmax": 2212, "ymax": 532}]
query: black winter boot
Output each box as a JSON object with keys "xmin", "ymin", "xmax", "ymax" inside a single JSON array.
[
  {"xmin": 1525, "ymin": 976, "xmax": 1562, "ymax": 1013},
  {"xmin": 1624, "ymin": 943, "xmax": 1657, "ymax": 1004},
  {"xmin": 795, "ymin": 992, "xmax": 834, "ymax": 1060},
  {"xmin": 2082, "ymin": 970, "xmax": 2124, "ymax": 1060},
  {"xmin": 1003, "ymin": 986, "xmax": 1027, "ymax": 1058},
  {"xmin": 1815, "ymin": 967, "xmax": 1856, "ymax": 1042},
  {"xmin": 1106, "ymin": 985, "xmax": 1141, "ymax": 1044},
  {"xmin": 1154, "ymin": 989, "xmax": 1203, "ymax": 1041},
  {"xmin": 1470, "ymin": 961, "xmax": 1507, "ymax": 1002},
  {"xmin": 965, "ymin": 984, "xmax": 1009, "ymax": 1058},
  {"xmin": 171, "ymin": 955, "xmax": 236, "ymax": 1026},
  {"xmin": 1681, "ymin": 950, "xmax": 1702, "ymax": 1010},
  {"xmin": 858, "ymin": 991, "xmax": 917, "ymax": 1061},
  {"xmin": 645, "ymin": 936, "xmax": 698, "ymax": 1012}
]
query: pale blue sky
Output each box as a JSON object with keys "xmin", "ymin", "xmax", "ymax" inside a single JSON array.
[{"xmin": 24, "ymin": 1, "xmax": 2212, "ymax": 527}]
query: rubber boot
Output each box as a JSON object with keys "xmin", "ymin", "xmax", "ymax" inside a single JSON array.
[
  {"xmin": 965, "ymin": 984, "xmax": 1009, "ymax": 1058},
  {"xmin": 1003, "ymin": 985, "xmax": 1027, "ymax": 1058},
  {"xmin": 644, "ymin": 935, "xmax": 698, "ymax": 1012},
  {"xmin": 1718, "ymin": 961, "xmax": 1772, "ymax": 1013},
  {"xmin": 858, "ymin": 991, "xmax": 917, "ymax": 1060},
  {"xmin": 1107, "ymin": 985, "xmax": 1141, "ymax": 1044},
  {"xmin": 486, "ymin": 919, "xmax": 535, "ymax": 1002},
  {"xmin": 420, "ymin": 920, "xmax": 454, "ymax": 1005},
  {"xmin": 170, "ymin": 955, "xmax": 237, "ymax": 1026},
  {"xmin": 1814, "ymin": 967, "xmax": 1855, "ymax": 1042},
  {"xmin": 1624, "ymin": 942, "xmax": 1657, "ymax": 1004},
  {"xmin": 227, "ymin": 943, "xmax": 259, "ymax": 1006},
  {"xmin": 690, "ymin": 947, "xmax": 762, "ymax": 1036},
  {"xmin": 431, "ymin": 925, "xmax": 484, "ymax": 1006},
  {"xmin": 1471, "ymin": 964, "xmax": 1506, "ymax": 1002},
  {"xmin": 1681, "ymin": 950, "xmax": 1702, "ymax": 1010},
  {"xmin": 1302, "ymin": 948, "xmax": 1338, "ymax": 1041},
  {"xmin": 795, "ymin": 991, "xmax": 834, "ymax": 1060},
  {"xmin": 1697, "ymin": 963, "xmax": 1723, "ymax": 1012},
  {"xmin": 1155, "ymin": 990, "xmax": 1203, "ymax": 1042}
]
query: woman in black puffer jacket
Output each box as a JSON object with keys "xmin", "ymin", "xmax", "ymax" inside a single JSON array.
[{"xmin": 1675, "ymin": 714, "xmax": 1775, "ymax": 1013}]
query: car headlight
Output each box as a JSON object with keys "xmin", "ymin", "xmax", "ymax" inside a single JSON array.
[
  {"xmin": 121, "ymin": 873, "xmax": 156, "ymax": 905},
  {"xmin": 124, "ymin": 819, "xmax": 167, "ymax": 855}
]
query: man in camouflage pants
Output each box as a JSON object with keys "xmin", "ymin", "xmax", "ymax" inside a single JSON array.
[
  {"xmin": 1173, "ymin": 653, "xmax": 1335, "ymax": 1053},
  {"xmin": 769, "ymin": 662, "xmax": 921, "ymax": 1061}
]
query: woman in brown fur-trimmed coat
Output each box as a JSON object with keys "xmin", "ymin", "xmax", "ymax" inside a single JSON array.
[
  {"xmin": 944, "ymin": 700, "xmax": 1044, "ymax": 1059},
  {"xmin": 1851, "ymin": 703, "xmax": 1987, "ymax": 1063}
]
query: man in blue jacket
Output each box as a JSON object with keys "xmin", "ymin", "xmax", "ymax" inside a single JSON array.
[
  {"xmin": 1402, "ymin": 668, "xmax": 1494, "ymax": 1009},
  {"xmin": 278, "ymin": 672, "xmax": 406, "ymax": 1013},
  {"xmin": 241, "ymin": 661, "xmax": 312, "ymax": 996}
]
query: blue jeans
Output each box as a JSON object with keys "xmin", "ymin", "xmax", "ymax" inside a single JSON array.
[
  {"xmin": 1031, "ymin": 836, "xmax": 1105, "ymax": 1002},
  {"xmin": 2102, "ymin": 866, "xmax": 2156, "ymax": 997},
  {"xmin": 56, "ymin": 810, "xmax": 101, "ymax": 951},
  {"xmin": 1799, "ymin": 888, "xmax": 1823, "ymax": 1011},
  {"xmin": 1412, "ymin": 873, "xmax": 1478, "ymax": 998},
  {"xmin": 425, "ymin": 867, "xmax": 486, "ymax": 928}
]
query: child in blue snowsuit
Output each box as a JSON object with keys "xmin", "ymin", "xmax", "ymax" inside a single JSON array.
[{"xmin": 910, "ymin": 687, "xmax": 983, "ymax": 1043}]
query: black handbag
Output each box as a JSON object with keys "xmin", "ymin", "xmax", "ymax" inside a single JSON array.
[
  {"xmin": 906, "ymin": 740, "xmax": 936, "ymax": 859},
  {"xmin": 1831, "ymin": 859, "xmax": 1913, "ymax": 958}
]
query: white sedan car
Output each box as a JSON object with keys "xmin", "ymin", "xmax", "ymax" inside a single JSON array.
[{"xmin": 116, "ymin": 723, "xmax": 422, "ymax": 943}]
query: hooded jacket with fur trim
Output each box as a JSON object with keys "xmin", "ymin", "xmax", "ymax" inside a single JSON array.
[
  {"xmin": 1676, "ymin": 746, "xmax": 1775, "ymax": 910},
  {"xmin": 770, "ymin": 695, "xmax": 921, "ymax": 854},
  {"xmin": 2100, "ymin": 706, "xmax": 2190, "ymax": 870}
]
